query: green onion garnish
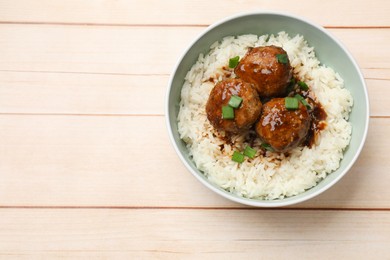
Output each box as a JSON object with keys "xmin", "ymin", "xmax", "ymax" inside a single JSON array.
[
  {"xmin": 294, "ymin": 94, "xmax": 304, "ymax": 101},
  {"xmin": 229, "ymin": 56, "xmax": 240, "ymax": 68},
  {"xmin": 301, "ymin": 99, "xmax": 311, "ymax": 109},
  {"xmin": 261, "ymin": 143, "xmax": 274, "ymax": 152},
  {"xmin": 286, "ymin": 78, "xmax": 296, "ymax": 93},
  {"xmin": 298, "ymin": 81, "xmax": 309, "ymax": 91},
  {"xmin": 243, "ymin": 146, "xmax": 256, "ymax": 159},
  {"xmin": 222, "ymin": 105, "xmax": 234, "ymax": 119},
  {"xmin": 285, "ymin": 97, "xmax": 299, "ymax": 110},
  {"xmin": 228, "ymin": 95, "xmax": 243, "ymax": 108},
  {"xmin": 294, "ymin": 94, "xmax": 311, "ymax": 110},
  {"xmin": 232, "ymin": 151, "xmax": 245, "ymax": 163},
  {"xmin": 276, "ymin": 53, "xmax": 288, "ymax": 64}
]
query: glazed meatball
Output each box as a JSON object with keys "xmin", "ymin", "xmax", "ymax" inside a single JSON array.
[
  {"xmin": 206, "ymin": 78, "xmax": 262, "ymax": 134},
  {"xmin": 255, "ymin": 98, "xmax": 310, "ymax": 152},
  {"xmin": 234, "ymin": 46, "xmax": 292, "ymax": 98}
]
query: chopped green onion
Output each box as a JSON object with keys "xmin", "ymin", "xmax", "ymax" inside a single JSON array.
[
  {"xmin": 261, "ymin": 143, "xmax": 274, "ymax": 152},
  {"xmin": 222, "ymin": 105, "xmax": 234, "ymax": 119},
  {"xmin": 286, "ymin": 78, "xmax": 296, "ymax": 93},
  {"xmin": 294, "ymin": 94, "xmax": 304, "ymax": 101},
  {"xmin": 243, "ymin": 146, "xmax": 256, "ymax": 159},
  {"xmin": 285, "ymin": 97, "xmax": 299, "ymax": 110},
  {"xmin": 301, "ymin": 99, "xmax": 311, "ymax": 109},
  {"xmin": 276, "ymin": 53, "xmax": 288, "ymax": 64},
  {"xmin": 232, "ymin": 151, "xmax": 245, "ymax": 163},
  {"xmin": 228, "ymin": 95, "xmax": 243, "ymax": 108},
  {"xmin": 298, "ymin": 81, "xmax": 309, "ymax": 91},
  {"xmin": 294, "ymin": 94, "xmax": 311, "ymax": 110},
  {"xmin": 290, "ymin": 78, "xmax": 296, "ymax": 84},
  {"xmin": 229, "ymin": 56, "xmax": 240, "ymax": 68}
]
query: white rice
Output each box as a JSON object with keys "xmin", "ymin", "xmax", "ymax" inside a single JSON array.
[{"xmin": 177, "ymin": 32, "xmax": 353, "ymax": 200}]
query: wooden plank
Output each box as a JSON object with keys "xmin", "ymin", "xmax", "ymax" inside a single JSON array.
[
  {"xmin": 0, "ymin": 25, "xmax": 388, "ymax": 75},
  {"xmin": 0, "ymin": 71, "xmax": 386, "ymax": 116},
  {"xmin": 367, "ymin": 79, "xmax": 390, "ymax": 117},
  {"xmin": 0, "ymin": 72, "xmax": 167, "ymax": 115},
  {"xmin": 0, "ymin": 209, "xmax": 389, "ymax": 258},
  {"xmin": 0, "ymin": 0, "xmax": 389, "ymax": 27},
  {"xmin": 0, "ymin": 115, "xmax": 387, "ymax": 208},
  {"xmin": 363, "ymin": 68, "xmax": 390, "ymax": 80},
  {"xmin": 0, "ymin": 25, "xmax": 200, "ymax": 75}
]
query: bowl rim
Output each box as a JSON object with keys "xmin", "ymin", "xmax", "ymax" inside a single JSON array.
[{"xmin": 165, "ymin": 10, "xmax": 370, "ymax": 207}]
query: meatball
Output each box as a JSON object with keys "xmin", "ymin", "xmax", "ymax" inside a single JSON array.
[
  {"xmin": 206, "ymin": 78, "xmax": 262, "ymax": 134},
  {"xmin": 234, "ymin": 46, "xmax": 292, "ymax": 98},
  {"xmin": 255, "ymin": 98, "xmax": 310, "ymax": 152}
]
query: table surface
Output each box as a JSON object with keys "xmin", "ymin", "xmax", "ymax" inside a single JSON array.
[{"xmin": 1, "ymin": 1, "xmax": 389, "ymax": 258}]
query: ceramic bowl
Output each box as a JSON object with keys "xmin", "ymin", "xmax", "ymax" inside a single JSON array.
[{"xmin": 165, "ymin": 11, "xmax": 369, "ymax": 207}]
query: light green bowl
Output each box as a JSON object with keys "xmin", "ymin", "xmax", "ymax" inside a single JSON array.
[{"xmin": 165, "ymin": 11, "xmax": 369, "ymax": 207}]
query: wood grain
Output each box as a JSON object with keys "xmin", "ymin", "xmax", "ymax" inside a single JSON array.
[
  {"xmin": 0, "ymin": 209, "xmax": 389, "ymax": 258},
  {"xmin": 0, "ymin": 0, "xmax": 389, "ymax": 27},
  {"xmin": 0, "ymin": 116, "xmax": 387, "ymax": 208},
  {"xmin": 0, "ymin": 26, "xmax": 388, "ymax": 75},
  {"xmin": 0, "ymin": 72, "xmax": 167, "ymax": 115},
  {"xmin": 0, "ymin": 1, "xmax": 389, "ymax": 257}
]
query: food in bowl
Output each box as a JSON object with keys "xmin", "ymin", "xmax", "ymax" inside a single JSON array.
[
  {"xmin": 234, "ymin": 45, "xmax": 292, "ymax": 97},
  {"xmin": 206, "ymin": 78, "xmax": 262, "ymax": 133},
  {"xmin": 255, "ymin": 97, "xmax": 311, "ymax": 153},
  {"xmin": 177, "ymin": 32, "xmax": 353, "ymax": 200}
]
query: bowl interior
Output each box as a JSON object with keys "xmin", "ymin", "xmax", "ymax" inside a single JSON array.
[{"xmin": 166, "ymin": 12, "xmax": 369, "ymax": 206}]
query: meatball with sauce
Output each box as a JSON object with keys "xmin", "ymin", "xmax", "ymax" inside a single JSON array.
[
  {"xmin": 234, "ymin": 46, "xmax": 293, "ymax": 98},
  {"xmin": 255, "ymin": 98, "xmax": 310, "ymax": 152},
  {"xmin": 206, "ymin": 78, "xmax": 262, "ymax": 134}
]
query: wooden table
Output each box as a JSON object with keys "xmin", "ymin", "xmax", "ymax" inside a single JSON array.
[{"xmin": 0, "ymin": 1, "xmax": 389, "ymax": 258}]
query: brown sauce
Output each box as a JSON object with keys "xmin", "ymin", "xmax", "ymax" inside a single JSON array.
[
  {"xmin": 302, "ymin": 94, "xmax": 327, "ymax": 148},
  {"xmin": 284, "ymin": 76, "xmax": 328, "ymax": 149},
  {"xmin": 210, "ymin": 73, "xmax": 328, "ymax": 154},
  {"xmin": 207, "ymin": 66, "xmax": 233, "ymax": 83}
]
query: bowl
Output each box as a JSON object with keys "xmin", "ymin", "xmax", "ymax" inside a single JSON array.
[{"xmin": 165, "ymin": 11, "xmax": 369, "ymax": 207}]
